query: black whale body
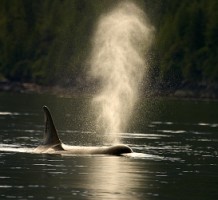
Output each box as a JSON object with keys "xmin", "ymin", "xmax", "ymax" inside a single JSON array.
[{"xmin": 34, "ymin": 106, "xmax": 133, "ymax": 156}]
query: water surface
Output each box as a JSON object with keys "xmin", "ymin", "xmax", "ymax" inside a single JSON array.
[{"xmin": 0, "ymin": 93, "xmax": 218, "ymax": 199}]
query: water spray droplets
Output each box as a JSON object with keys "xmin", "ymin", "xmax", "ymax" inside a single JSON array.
[{"xmin": 90, "ymin": 1, "xmax": 154, "ymax": 142}]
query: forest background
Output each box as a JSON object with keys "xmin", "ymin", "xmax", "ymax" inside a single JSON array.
[{"xmin": 0, "ymin": 0, "xmax": 217, "ymax": 97}]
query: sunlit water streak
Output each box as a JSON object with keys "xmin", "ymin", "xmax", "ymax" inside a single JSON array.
[
  {"xmin": 89, "ymin": 1, "xmax": 153, "ymax": 142},
  {"xmin": 0, "ymin": 112, "xmax": 35, "ymax": 116}
]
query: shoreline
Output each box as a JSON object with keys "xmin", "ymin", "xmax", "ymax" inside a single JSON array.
[
  {"xmin": 0, "ymin": 81, "xmax": 218, "ymax": 100},
  {"xmin": 0, "ymin": 81, "xmax": 76, "ymax": 97}
]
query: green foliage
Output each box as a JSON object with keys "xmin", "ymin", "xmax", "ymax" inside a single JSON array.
[
  {"xmin": 0, "ymin": 0, "xmax": 218, "ymax": 89},
  {"xmin": 155, "ymin": 0, "xmax": 218, "ymax": 87},
  {"xmin": 0, "ymin": 0, "xmax": 113, "ymax": 85}
]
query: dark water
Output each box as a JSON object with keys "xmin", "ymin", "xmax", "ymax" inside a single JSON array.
[{"xmin": 0, "ymin": 93, "xmax": 218, "ymax": 200}]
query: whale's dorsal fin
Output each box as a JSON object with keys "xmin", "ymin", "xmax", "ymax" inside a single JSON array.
[{"xmin": 42, "ymin": 106, "xmax": 61, "ymax": 146}]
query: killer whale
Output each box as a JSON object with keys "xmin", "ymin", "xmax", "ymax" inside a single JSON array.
[{"xmin": 33, "ymin": 106, "xmax": 133, "ymax": 155}]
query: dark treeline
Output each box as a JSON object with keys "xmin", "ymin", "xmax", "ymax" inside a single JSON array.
[
  {"xmin": 153, "ymin": 0, "xmax": 218, "ymax": 93},
  {"xmin": 0, "ymin": 0, "xmax": 117, "ymax": 86},
  {"xmin": 0, "ymin": 0, "xmax": 218, "ymax": 93}
]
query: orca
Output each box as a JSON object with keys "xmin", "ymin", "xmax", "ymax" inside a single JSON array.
[{"xmin": 33, "ymin": 106, "xmax": 133, "ymax": 156}]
